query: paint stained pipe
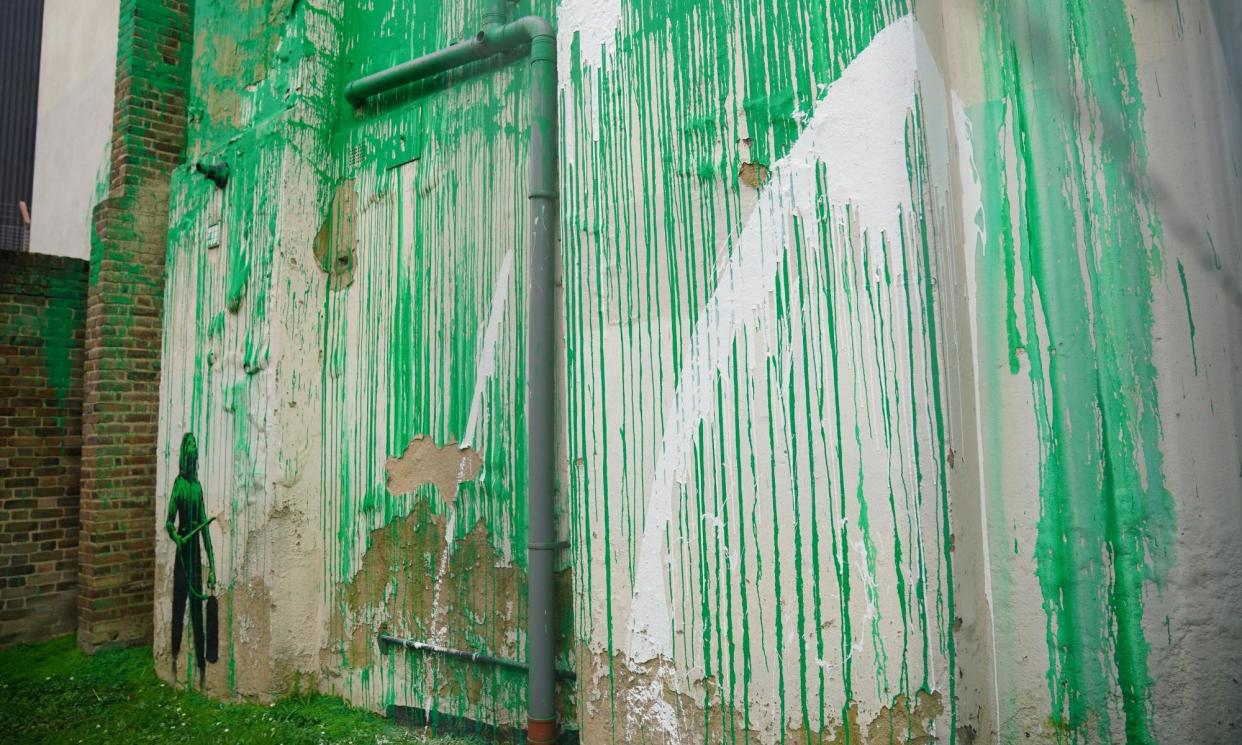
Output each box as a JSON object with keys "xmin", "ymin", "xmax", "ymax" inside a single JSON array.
[
  {"xmin": 344, "ymin": 5, "xmax": 560, "ymax": 744},
  {"xmin": 377, "ymin": 634, "xmax": 577, "ymax": 680}
]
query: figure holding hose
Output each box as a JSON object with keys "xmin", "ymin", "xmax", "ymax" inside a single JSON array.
[{"xmin": 165, "ymin": 432, "xmax": 216, "ymax": 685}]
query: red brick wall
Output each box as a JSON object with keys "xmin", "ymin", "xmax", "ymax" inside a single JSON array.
[
  {"xmin": 77, "ymin": 0, "xmax": 194, "ymax": 651},
  {"xmin": 0, "ymin": 252, "xmax": 88, "ymax": 648}
]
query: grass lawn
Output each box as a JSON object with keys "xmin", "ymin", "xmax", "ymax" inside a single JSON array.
[{"xmin": 0, "ymin": 635, "xmax": 479, "ymax": 744}]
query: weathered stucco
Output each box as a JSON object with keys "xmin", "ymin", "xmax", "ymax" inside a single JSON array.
[{"xmin": 154, "ymin": 0, "xmax": 1242, "ymax": 742}]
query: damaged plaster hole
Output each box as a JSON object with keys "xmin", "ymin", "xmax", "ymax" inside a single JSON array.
[
  {"xmin": 739, "ymin": 161, "xmax": 770, "ymax": 189},
  {"xmin": 314, "ymin": 179, "xmax": 358, "ymax": 290},
  {"xmin": 386, "ymin": 435, "xmax": 483, "ymax": 505}
]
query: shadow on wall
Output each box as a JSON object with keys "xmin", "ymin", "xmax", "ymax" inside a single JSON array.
[{"xmin": 1211, "ymin": 0, "xmax": 1242, "ymax": 115}]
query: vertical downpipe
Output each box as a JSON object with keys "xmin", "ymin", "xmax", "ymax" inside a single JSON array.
[
  {"xmin": 343, "ymin": 5, "xmax": 562, "ymax": 740},
  {"xmin": 481, "ymin": 0, "xmax": 507, "ymax": 28},
  {"xmin": 524, "ymin": 27, "xmax": 559, "ymax": 745}
]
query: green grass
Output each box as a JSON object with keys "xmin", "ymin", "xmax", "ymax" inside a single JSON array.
[{"xmin": 0, "ymin": 635, "xmax": 479, "ymax": 745}]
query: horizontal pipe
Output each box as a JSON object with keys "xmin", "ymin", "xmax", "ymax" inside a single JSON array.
[
  {"xmin": 344, "ymin": 17, "xmax": 554, "ymax": 107},
  {"xmin": 345, "ymin": 38, "xmax": 485, "ymax": 106},
  {"xmin": 377, "ymin": 634, "xmax": 575, "ymax": 681}
]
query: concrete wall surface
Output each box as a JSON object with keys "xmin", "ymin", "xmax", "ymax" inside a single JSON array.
[
  {"xmin": 152, "ymin": 0, "xmax": 1242, "ymax": 743},
  {"xmin": 28, "ymin": 0, "xmax": 120, "ymax": 259}
]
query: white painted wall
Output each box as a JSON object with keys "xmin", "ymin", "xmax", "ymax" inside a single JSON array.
[{"xmin": 28, "ymin": 0, "xmax": 119, "ymax": 260}]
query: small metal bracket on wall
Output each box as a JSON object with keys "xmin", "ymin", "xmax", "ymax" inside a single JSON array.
[{"xmin": 527, "ymin": 540, "xmax": 569, "ymax": 552}]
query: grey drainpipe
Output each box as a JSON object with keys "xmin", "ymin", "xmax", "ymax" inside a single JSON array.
[{"xmin": 344, "ymin": 3, "xmax": 560, "ymax": 744}]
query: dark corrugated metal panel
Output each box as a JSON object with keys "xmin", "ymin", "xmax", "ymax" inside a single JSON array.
[{"xmin": 0, "ymin": 0, "xmax": 45, "ymax": 252}]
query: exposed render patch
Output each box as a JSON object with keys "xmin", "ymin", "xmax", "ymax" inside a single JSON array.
[
  {"xmin": 578, "ymin": 650, "xmax": 943, "ymax": 744},
  {"xmin": 329, "ymin": 501, "xmax": 534, "ymax": 682},
  {"xmin": 738, "ymin": 161, "xmax": 770, "ymax": 189},
  {"xmin": 337, "ymin": 500, "xmax": 443, "ymax": 661},
  {"xmin": 386, "ymin": 435, "xmax": 483, "ymax": 505},
  {"xmin": 330, "ymin": 494, "xmax": 576, "ymax": 710},
  {"xmin": 313, "ymin": 179, "xmax": 358, "ymax": 290}
]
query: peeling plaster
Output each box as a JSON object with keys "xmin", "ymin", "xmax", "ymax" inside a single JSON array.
[{"xmin": 386, "ymin": 435, "xmax": 483, "ymax": 505}]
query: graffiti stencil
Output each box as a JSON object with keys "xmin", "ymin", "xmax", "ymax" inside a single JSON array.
[{"xmin": 165, "ymin": 432, "xmax": 217, "ymax": 685}]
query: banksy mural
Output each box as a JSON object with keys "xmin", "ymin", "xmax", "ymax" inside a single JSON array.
[
  {"xmin": 152, "ymin": 0, "xmax": 1242, "ymax": 741},
  {"xmin": 165, "ymin": 432, "xmax": 218, "ymax": 685}
]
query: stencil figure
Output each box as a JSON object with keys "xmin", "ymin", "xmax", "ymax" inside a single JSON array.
[{"xmin": 166, "ymin": 432, "xmax": 216, "ymax": 685}]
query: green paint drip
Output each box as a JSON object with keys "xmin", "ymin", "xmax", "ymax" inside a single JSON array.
[
  {"xmin": 1176, "ymin": 260, "xmax": 1198, "ymax": 375},
  {"xmin": 974, "ymin": 2, "xmax": 1175, "ymax": 742}
]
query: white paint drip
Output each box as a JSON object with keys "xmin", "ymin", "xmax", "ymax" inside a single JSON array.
[
  {"xmin": 625, "ymin": 13, "xmax": 931, "ymax": 668},
  {"xmin": 624, "ymin": 668, "xmax": 684, "ymax": 742},
  {"xmin": 557, "ymin": 0, "xmax": 623, "ymax": 152},
  {"xmin": 853, "ymin": 537, "xmax": 879, "ymax": 622},
  {"xmin": 427, "ymin": 511, "xmax": 458, "ymax": 635},
  {"xmin": 619, "ymin": 16, "xmax": 967, "ymax": 734},
  {"xmin": 954, "ymin": 90, "xmax": 1004, "ymax": 737},
  {"xmin": 815, "ymin": 640, "xmax": 864, "ymax": 674},
  {"xmin": 556, "ymin": 0, "xmax": 622, "ymax": 88},
  {"xmin": 462, "ymin": 248, "xmax": 515, "ymax": 450},
  {"xmin": 426, "ymin": 295, "xmax": 496, "ymax": 696}
]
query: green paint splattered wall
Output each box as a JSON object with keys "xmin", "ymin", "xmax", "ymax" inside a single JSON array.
[
  {"xmin": 153, "ymin": 0, "xmax": 1242, "ymax": 742},
  {"xmin": 939, "ymin": 1, "xmax": 1242, "ymax": 742}
]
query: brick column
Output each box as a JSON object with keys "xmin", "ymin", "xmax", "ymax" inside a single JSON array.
[{"xmin": 78, "ymin": 0, "xmax": 194, "ymax": 651}]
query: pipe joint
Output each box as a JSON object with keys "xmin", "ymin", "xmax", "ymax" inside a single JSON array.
[
  {"xmin": 512, "ymin": 15, "xmax": 555, "ymax": 42},
  {"xmin": 527, "ymin": 34, "xmax": 556, "ymax": 65},
  {"xmin": 527, "ymin": 717, "xmax": 558, "ymax": 745},
  {"xmin": 480, "ymin": 0, "xmax": 510, "ymax": 28},
  {"xmin": 480, "ymin": 16, "xmax": 555, "ymax": 53}
]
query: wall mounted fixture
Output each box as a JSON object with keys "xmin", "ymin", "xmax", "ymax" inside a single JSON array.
[{"xmin": 195, "ymin": 161, "xmax": 229, "ymax": 189}]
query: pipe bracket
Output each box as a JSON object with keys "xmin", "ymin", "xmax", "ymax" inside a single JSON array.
[
  {"xmin": 378, "ymin": 634, "xmax": 576, "ymax": 680},
  {"xmin": 528, "ymin": 540, "xmax": 569, "ymax": 551}
]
